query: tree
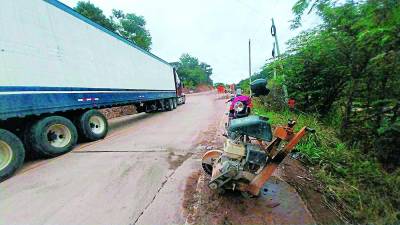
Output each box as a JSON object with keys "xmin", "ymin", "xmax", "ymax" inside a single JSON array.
[
  {"xmin": 237, "ymin": 0, "xmax": 400, "ymax": 172},
  {"xmin": 281, "ymin": 0, "xmax": 400, "ymax": 169},
  {"xmin": 200, "ymin": 63, "xmax": 213, "ymax": 84},
  {"xmin": 74, "ymin": 1, "xmax": 152, "ymax": 51},
  {"xmin": 244, "ymin": 1, "xmax": 400, "ymax": 223},
  {"xmin": 111, "ymin": 10, "xmax": 152, "ymax": 51},
  {"xmin": 174, "ymin": 54, "xmax": 213, "ymax": 89},
  {"xmin": 74, "ymin": 1, "xmax": 116, "ymax": 31}
]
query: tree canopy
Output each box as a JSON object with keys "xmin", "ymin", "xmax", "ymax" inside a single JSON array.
[
  {"xmin": 284, "ymin": 0, "xmax": 400, "ymax": 170},
  {"xmin": 172, "ymin": 54, "xmax": 213, "ymax": 89},
  {"xmin": 239, "ymin": 0, "xmax": 399, "ymax": 170},
  {"xmin": 74, "ymin": 1, "xmax": 152, "ymax": 51}
]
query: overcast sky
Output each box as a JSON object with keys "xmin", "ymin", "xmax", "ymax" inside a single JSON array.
[{"xmin": 61, "ymin": 0, "xmax": 320, "ymax": 84}]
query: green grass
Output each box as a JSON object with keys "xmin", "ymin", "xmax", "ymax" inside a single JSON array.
[{"xmin": 253, "ymin": 99, "xmax": 400, "ymax": 224}]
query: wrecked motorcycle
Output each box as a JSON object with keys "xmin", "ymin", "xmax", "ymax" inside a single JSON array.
[
  {"xmin": 202, "ymin": 79, "xmax": 314, "ymax": 197},
  {"xmin": 227, "ymin": 92, "xmax": 252, "ymax": 120}
]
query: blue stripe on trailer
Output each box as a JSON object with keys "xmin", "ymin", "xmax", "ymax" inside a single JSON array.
[
  {"xmin": 42, "ymin": 0, "xmax": 172, "ymax": 67},
  {"xmin": 0, "ymin": 90, "xmax": 176, "ymax": 120}
]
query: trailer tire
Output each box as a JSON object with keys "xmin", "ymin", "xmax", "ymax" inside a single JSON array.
[
  {"xmin": 172, "ymin": 98, "xmax": 177, "ymax": 109},
  {"xmin": 76, "ymin": 110, "xmax": 108, "ymax": 141},
  {"xmin": 166, "ymin": 99, "xmax": 173, "ymax": 111},
  {"xmin": 26, "ymin": 116, "xmax": 78, "ymax": 158},
  {"xmin": 0, "ymin": 129, "xmax": 25, "ymax": 182},
  {"xmin": 182, "ymin": 96, "xmax": 186, "ymax": 104}
]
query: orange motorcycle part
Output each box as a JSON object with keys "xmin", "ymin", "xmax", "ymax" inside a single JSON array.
[
  {"xmin": 273, "ymin": 126, "xmax": 293, "ymax": 141},
  {"xmin": 201, "ymin": 150, "xmax": 223, "ymax": 175},
  {"xmin": 246, "ymin": 126, "xmax": 309, "ymax": 196}
]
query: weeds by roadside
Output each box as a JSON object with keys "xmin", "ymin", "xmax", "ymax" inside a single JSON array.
[{"xmin": 253, "ymin": 99, "xmax": 400, "ymax": 224}]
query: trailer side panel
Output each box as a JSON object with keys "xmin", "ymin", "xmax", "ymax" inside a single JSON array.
[{"xmin": 0, "ymin": 0, "xmax": 176, "ymax": 120}]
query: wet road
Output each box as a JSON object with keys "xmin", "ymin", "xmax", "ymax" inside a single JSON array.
[
  {"xmin": 0, "ymin": 92, "xmax": 224, "ymax": 225},
  {"xmin": 0, "ymin": 92, "xmax": 315, "ymax": 225}
]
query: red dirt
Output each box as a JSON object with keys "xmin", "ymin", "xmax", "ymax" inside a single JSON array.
[
  {"xmin": 182, "ymin": 170, "xmax": 202, "ymax": 222},
  {"xmin": 183, "ymin": 85, "xmax": 214, "ymax": 94},
  {"xmin": 279, "ymin": 157, "xmax": 344, "ymax": 224},
  {"xmin": 183, "ymin": 171, "xmax": 318, "ymax": 225},
  {"xmin": 195, "ymin": 85, "xmax": 213, "ymax": 93},
  {"xmin": 182, "ymin": 101, "xmax": 341, "ymax": 224},
  {"xmin": 100, "ymin": 105, "xmax": 136, "ymax": 119},
  {"xmin": 183, "ymin": 157, "xmax": 343, "ymax": 225},
  {"xmin": 167, "ymin": 151, "xmax": 193, "ymax": 170}
]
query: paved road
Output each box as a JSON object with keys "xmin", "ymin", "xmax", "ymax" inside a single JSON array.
[
  {"xmin": 0, "ymin": 92, "xmax": 225, "ymax": 225},
  {"xmin": 0, "ymin": 92, "xmax": 314, "ymax": 225}
]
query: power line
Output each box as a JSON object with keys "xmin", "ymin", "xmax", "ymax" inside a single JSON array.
[
  {"xmin": 233, "ymin": 0, "xmax": 267, "ymax": 19},
  {"xmin": 232, "ymin": 0, "xmax": 270, "ymax": 40}
]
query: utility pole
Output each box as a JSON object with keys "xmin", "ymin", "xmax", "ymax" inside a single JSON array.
[
  {"xmin": 248, "ymin": 39, "xmax": 252, "ymax": 96},
  {"xmin": 271, "ymin": 18, "xmax": 288, "ymax": 102},
  {"xmin": 271, "ymin": 18, "xmax": 281, "ymax": 57}
]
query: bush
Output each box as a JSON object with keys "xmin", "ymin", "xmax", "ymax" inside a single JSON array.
[
  {"xmin": 253, "ymin": 99, "xmax": 400, "ymax": 224},
  {"xmin": 375, "ymin": 124, "xmax": 400, "ymax": 172}
]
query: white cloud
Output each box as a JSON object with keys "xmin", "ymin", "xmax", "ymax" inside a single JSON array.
[{"xmin": 61, "ymin": 0, "xmax": 320, "ymax": 83}]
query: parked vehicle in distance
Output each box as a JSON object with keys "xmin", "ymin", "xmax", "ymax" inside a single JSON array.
[{"xmin": 0, "ymin": 0, "xmax": 185, "ymax": 181}]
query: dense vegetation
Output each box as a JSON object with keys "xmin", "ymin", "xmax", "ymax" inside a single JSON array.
[
  {"xmin": 254, "ymin": 97, "xmax": 399, "ymax": 224},
  {"xmin": 246, "ymin": 0, "xmax": 399, "ymax": 171},
  {"xmin": 171, "ymin": 54, "xmax": 213, "ymax": 89},
  {"xmin": 240, "ymin": 0, "xmax": 399, "ymax": 223},
  {"xmin": 286, "ymin": 0, "xmax": 400, "ymax": 171},
  {"xmin": 74, "ymin": 1, "xmax": 152, "ymax": 51}
]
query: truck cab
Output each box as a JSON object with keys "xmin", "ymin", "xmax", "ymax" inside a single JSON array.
[{"xmin": 174, "ymin": 69, "xmax": 186, "ymax": 105}]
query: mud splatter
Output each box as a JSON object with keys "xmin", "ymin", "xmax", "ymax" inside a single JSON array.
[
  {"xmin": 182, "ymin": 170, "xmax": 202, "ymax": 223},
  {"xmin": 182, "ymin": 95, "xmax": 324, "ymax": 224},
  {"xmin": 167, "ymin": 151, "xmax": 193, "ymax": 170},
  {"xmin": 184, "ymin": 173, "xmax": 316, "ymax": 225},
  {"xmin": 280, "ymin": 157, "xmax": 344, "ymax": 224}
]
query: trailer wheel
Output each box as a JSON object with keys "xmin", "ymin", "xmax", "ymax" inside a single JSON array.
[
  {"xmin": 0, "ymin": 129, "xmax": 25, "ymax": 182},
  {"xmin": 172, "ymin": 98, "xmax": 177, "ymax": 109},
  {"xmin": 166, "ymin": 99, "xmax": 173, "ymax": 111},
  {"xmin": 26, "ymin": 116, "xmax": 78, "ymax": 158},
  {"xmin": 182, "ymin": 96, "xmax": 186, "ymax": 104},
  {"xmin": 76, "ymin": 110, "xmax": 108, "ymax": 141}
]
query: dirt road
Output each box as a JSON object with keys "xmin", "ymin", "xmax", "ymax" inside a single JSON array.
[{"xmin": 0, "ymin": 92, "xmax": 315, "ymax": 225}]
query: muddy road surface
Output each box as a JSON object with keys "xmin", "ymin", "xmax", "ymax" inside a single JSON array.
[{"xmin": 0, "ymin": 92, "xmax": 315, "ymax": 225}]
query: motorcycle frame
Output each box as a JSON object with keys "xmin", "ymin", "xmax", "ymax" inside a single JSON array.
[
  {"xmin": 243, "ymin": 126, "xmax": 309, "ymax": 196},
  {"xmin": 202, "ymin": 119, "xmax": 312, "ymax": 197}
]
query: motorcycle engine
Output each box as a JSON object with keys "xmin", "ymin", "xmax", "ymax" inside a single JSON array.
[
  {"xmin": 245, "ymin": 144, "xmax": 268, "ymax": 172},
  {"xmin": 208, "ymin": 140, "xmax": 268, "ymax": 190}
]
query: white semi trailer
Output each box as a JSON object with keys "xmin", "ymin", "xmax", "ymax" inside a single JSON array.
[{"xmin": 0, "ymin": 0, "xmax": 185, "ymax": 181}]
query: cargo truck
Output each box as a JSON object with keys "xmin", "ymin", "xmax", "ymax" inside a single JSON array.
[{"xmin": 0, "ymin": 0, "xmax": 186, "ymax": 181}]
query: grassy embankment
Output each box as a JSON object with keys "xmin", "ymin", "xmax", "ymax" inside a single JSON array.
[{"xmin": 253, "ymin": 99, "xmax": 400, "ymax": 224}]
